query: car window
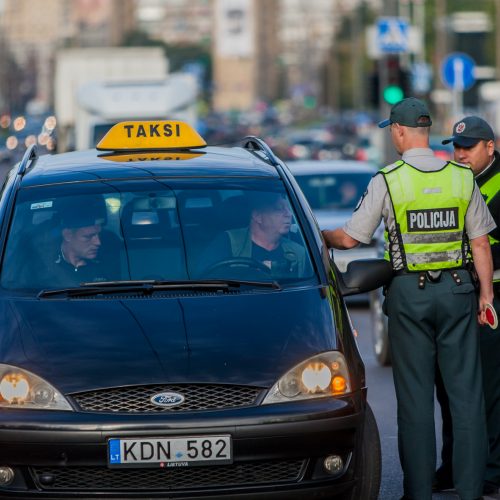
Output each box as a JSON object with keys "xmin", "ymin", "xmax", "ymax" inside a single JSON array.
[
  {"xmin": 0, "ymin": 180, "xmax": 316, "ymax": 291},
  {"xmin": 294, "ymin": 172, "xmax": 372, "ymax": 210}
]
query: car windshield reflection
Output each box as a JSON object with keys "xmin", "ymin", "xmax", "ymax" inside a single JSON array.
[{"xmin": 1, "ymin": 181, "xmax": 315, "ymax": 291}]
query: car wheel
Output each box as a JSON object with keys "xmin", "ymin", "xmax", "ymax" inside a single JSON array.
[
  {"xmin": 369, "ymin": 289, "xmax": 391, "ymax": 366},
  {"xmin": 346, "ymin": 403, "xmax": 381, "ymax": 500}
]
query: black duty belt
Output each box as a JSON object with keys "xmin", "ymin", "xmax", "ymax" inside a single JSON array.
[{"xmin": 394, "ymin": 269, "xmax": 464, "ymax": 289}]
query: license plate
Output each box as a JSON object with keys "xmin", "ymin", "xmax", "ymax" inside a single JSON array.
[{"xmin": 108, "ymin": 435, "xmax": 232, "ymax": 468}]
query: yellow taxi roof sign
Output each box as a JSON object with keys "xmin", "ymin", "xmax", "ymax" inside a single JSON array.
[{"xmin": 96, "ymin": 120, "xmax": 207, "ymax": 151}]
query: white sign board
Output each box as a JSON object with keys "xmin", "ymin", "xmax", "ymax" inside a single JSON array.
[
  {"xmin": 215, "ymin": 0, "xmax": 254, "ymax": 58},
  {"xmin": 479, "ymin": 81, "xmax": 500, "ymax": 102}
]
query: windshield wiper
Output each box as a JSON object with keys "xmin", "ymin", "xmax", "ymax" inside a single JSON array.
[{"xmin": 37, "ymin": 279, "xmax": 281, "ymax": 298}]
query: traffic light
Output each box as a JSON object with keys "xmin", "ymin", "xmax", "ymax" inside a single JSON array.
[
  {"xmin": 383, "ymin": 85, "xmax": 404, "ymax": 105},
  {"xmin": 368, "ymin": 69, "xmax": 380, "ymax": 108},
  {"xmin": 399, "ymin": 66, "xmax": 411, "ymax": 97},
  {"xmin": 383, "ymin": 55, "xmax": 410, "ymax": 105}
]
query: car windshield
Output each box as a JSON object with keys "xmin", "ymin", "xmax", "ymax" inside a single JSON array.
[
  {"xmin": 1, "ymin": 179, "xmax": 315, "ymax": 292},
  {"xmin": 294, "ymin": 172, "xmax": 372, "ymax": 210}
]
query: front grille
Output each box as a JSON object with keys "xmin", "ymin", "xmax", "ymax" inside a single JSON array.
[
  {"xmin": 31, "ymin": 460, "xmax": 305, "ymax": 490},
  {"xmin": 71, "ymin": 384, "xmax": 262, "ymax": 413}
]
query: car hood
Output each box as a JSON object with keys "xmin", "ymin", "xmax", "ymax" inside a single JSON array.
[{"xmin": 2, "ymin": 287, "xmax": 337, "ymax": 393}]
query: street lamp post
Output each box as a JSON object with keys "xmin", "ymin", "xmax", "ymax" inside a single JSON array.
[
  {"xmin": 496, "ymin": 0, "xmax": 500, "ymax": 80},
  {"xmin": 380, "ymin": 0, "xmax": 400, "ymax": 165},
  {"xmin": 350, "ymin": 6, "xmax": 364, "ymax": 109}
]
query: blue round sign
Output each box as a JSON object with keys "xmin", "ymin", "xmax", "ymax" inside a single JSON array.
[{"xmin": 441, "ymin": 52, "xmax": 476, "ymax": 91}]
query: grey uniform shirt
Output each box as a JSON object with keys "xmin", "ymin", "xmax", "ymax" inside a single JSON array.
[{"xmin": 343, "ymin": 148, "xmax": 496, "ymax": 260}]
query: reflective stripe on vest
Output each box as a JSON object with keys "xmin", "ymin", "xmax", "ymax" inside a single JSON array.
[
  {"xmin": 381, "ymin": 161, "xmax": 473, "ymax": 271},
  {"xmin": 480, "ymin": 171, "xmax": 500, "ymax": 281},
  {"xmin": 479, "ymin": 171, "xmax": 500, "ymax": 246}
]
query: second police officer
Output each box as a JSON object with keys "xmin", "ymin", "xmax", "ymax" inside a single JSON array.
[
  {"xmin": 322, "ymin": 98, "xmax": 494, "ymax": 500},
  {"xmin": 434, "ymin": 116, "xmax": 500, "ymax": 496}
]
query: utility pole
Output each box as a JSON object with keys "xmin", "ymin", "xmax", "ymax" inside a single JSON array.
[
  {"xmin": 398, "ymin": 0, "xmax": 410, "ymax": 19},
  {"xmin": 327, "ymin": 40, "xmax": 340, "ymax": 112},
  {"xmin": 434, "ymin": 0, "xmax": 447, "ymax": 131},
  {"xmin": 496, "ymin": 0, "xmax": 500, "ymax": 80},
  {"xmin": 435, "ymin": 0, "xmax": 447, "ymax": 77},
  {"xmin": 398, "ymin": 0, "xmax": 411, "ymax": 69},
  {"xmin": 350, "ymin": 6, "xmax": 364, "ymax": 110},
  {"xmin": 413, "ymin": 0, "xmax": 425, "ymax": 64},
  {"xmin": 380, "ymin": 0, "xmax": 399, "ymax": 165}
]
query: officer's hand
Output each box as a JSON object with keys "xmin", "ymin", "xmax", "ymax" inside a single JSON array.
[
  {"xmin": 478, "ymin": 292, "xmax": 494, "ymax": 326},
  {"xmin": 321, "ymin": 230, "xmax": 332, "ymax": 248},
  {"xmin": 478, "ymin": 307, "xmax": 488, "ymax": 326}
]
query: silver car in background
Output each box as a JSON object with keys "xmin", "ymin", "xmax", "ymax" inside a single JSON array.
[
  {"xmin": 288, "ymin": 160, "xmax": 390, "ymax": 363},
  {"xmin": 287, "ymin": 160, "xmax": 383, "ymax": 297}
]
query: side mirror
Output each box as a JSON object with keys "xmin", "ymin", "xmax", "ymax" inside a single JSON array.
[{"xmin": 337, "ymin": 258, "xmax": 393, "ymax": 296}]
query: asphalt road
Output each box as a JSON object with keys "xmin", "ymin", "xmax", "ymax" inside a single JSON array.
[{"xmin": 348, "ymin": 303, "xmax": 500, "ymax": 500}]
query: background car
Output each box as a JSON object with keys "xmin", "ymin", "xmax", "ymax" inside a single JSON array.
[
  {"xmin": 0, "ymin": 121, "xmax": 387, "ymax": 499},
  {"xmin": 287, "ymin": 160, "xmax": 382, "ymax": 300}
]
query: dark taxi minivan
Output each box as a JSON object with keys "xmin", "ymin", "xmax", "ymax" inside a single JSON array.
[{"xmin": 0, "ymin": 121, "xmax": 389, "ymax": 499}]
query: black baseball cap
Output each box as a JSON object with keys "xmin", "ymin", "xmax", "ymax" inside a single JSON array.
[
  {"xmin": 442, "ymin": 116, "xmax": 495, "ymax": 147},
  {"xmin": 378, "ymin": 97, "xmax": 432, "ymax": 128}
]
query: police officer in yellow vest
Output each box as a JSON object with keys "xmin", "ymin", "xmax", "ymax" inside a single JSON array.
[
  {"xmin": 322, "ymin": 98, "xmax": 494, "ymax": 500},
  {"xmin": 434, "ymin": 116, "xmax": 500, "ymax": 496}
]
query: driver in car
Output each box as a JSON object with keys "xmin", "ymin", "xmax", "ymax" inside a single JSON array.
[{"xmin": 203, "ymin": 192, "xmax": 307, "ymax": 278}]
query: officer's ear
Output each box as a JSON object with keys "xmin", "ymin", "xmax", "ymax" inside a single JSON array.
[
  {"xmin": 391, "ymin": 122, "xmax": 403, "ymax": 137},
  {"xmin": 486, "ymin": 140, "xmax": 495, "ymax": 156}
]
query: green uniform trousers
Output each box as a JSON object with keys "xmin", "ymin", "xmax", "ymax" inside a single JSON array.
[
  {"xmin": 386, "ymin": 270, "xmax": 487, "ymax": 500},
  {"xmin": 435, "ymin": 292, "xmax": 500, "ymax": 488},
  {"xmin": 480, "ymin": 293, "xmax": 500, "ymax": 486}
]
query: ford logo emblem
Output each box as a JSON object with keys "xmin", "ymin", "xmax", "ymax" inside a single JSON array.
[{"xmin": 150, "ymin": 392, "xmax": 185, "ymax": 407}]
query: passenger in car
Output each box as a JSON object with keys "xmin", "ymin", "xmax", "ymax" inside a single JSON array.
[
  {"xmin": 202, "ymin": 192, "xmax": 307, "ymax": 278},
  {"xmin": 26, "ymin": 197, "xmax": 122, "ymax": 287},
  {"xmin": 44, "ymin": 211, "xmax": 109, "ymax": 285}
]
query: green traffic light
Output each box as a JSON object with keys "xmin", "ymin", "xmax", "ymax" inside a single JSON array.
[
  {"xmin": 303, "ymin": 95, "xmax": 317, "ymax": 109},
  {"xmin": 383, "ymin": 85, "xmax": 404, "ymax": 105}
]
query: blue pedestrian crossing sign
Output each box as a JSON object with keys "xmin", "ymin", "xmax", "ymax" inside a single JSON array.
[
  {"xmin": 376, "ymin": 17, "xmax": 409, "ymax": 54},
  {"xmin": 441, "ymin": 53, "xmax": 476, "ymax": 91}
]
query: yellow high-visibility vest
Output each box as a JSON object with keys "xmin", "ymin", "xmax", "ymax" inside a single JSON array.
[{"xmin": 381, "ymin": 160, "xmax": 473, "ymax": 271}]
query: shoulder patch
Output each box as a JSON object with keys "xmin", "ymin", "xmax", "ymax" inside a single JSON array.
[{"xmin": 354, "ymin": 189, "xmax": 368, "ymax": 212}]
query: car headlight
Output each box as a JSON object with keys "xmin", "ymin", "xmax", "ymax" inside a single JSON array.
[
  {"xmin": 262, "ymin": 351, "xmax": 351, "ymax": 404},
  {"xmin": 0, "ymin": 364, "xmax": 72, "ymax": 411}
]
